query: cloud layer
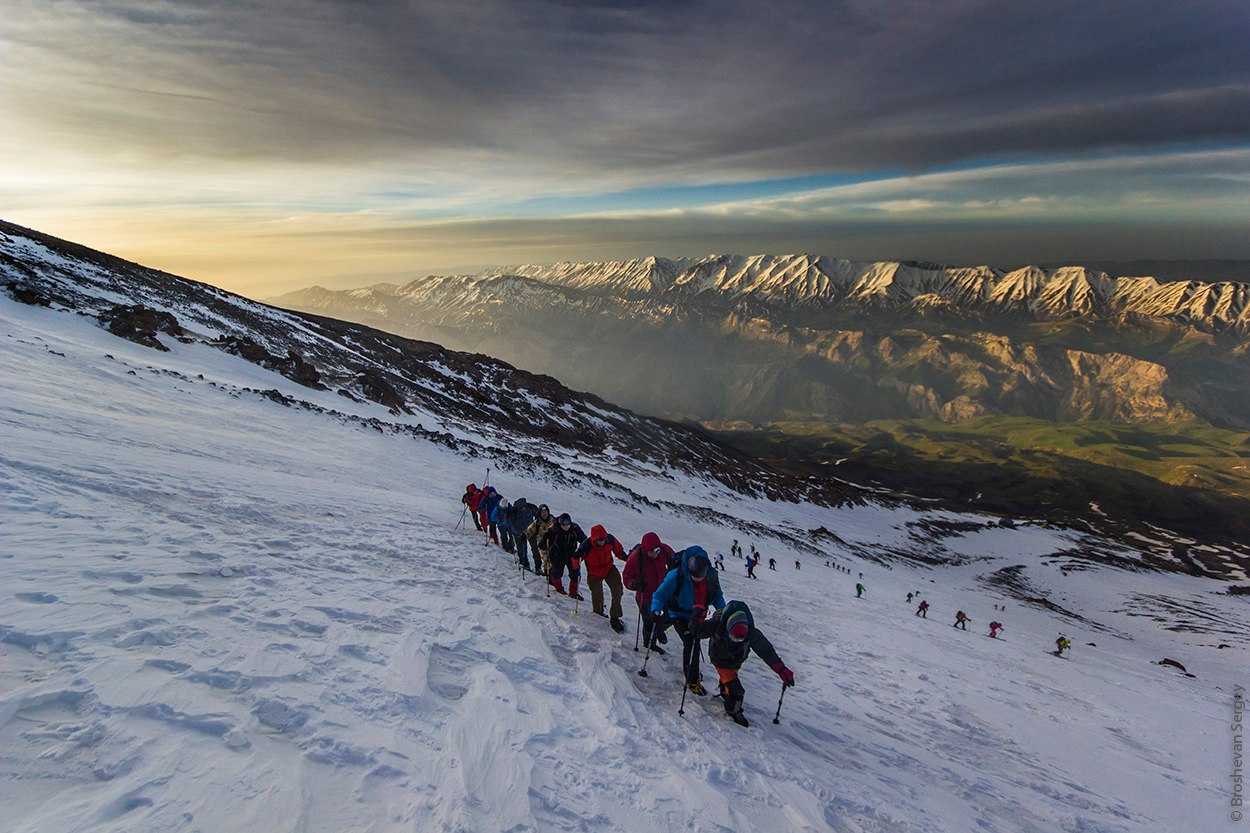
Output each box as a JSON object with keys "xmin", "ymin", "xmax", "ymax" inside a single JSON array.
[{"xmin": 2, "ymin": 0, "xmax": 1248, "ymax": 292}]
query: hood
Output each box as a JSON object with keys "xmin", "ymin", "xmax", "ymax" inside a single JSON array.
[
  {"xmin": 467, "ymin": 484, "xmax": 477, "ymax": 492},
  {"xmin": 514, "ymin": 498, "xmax": 528, "ymax": 510},
  {"xmin": 640, "ymin": 531, "xmax": 663, "ymax": 554},
  {"xmin": 485, "ymin": 486, "xmax": 496, "ymax": 495},
  {"xmin": 682, "ymin": 545, "xmax": 709, "ymax": 577},
  {"xmin": 590, "ymin": 524, "xmax": 608, "ymax": 541}
]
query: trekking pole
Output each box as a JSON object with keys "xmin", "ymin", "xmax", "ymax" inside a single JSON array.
[
  {"xmin": 678, "ymin": 634, "xmax": 703, "ymax": 716},
  {"xmin": 773, "ymin": 684, "xmax": 788, "ymax": 724},
  {"xmin": 638, "ymin": 639, "xmax": 654, "ymax": 677},
  {"xmin": 633, "ymin": 609, "xmax": 642, "ymax": 652}
]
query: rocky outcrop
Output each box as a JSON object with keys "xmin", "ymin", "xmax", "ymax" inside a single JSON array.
[
  {"xmin": 213, "ymin": 335, "xmax": 326, "ymax": 391},
  {"xmin": 99, "ymin": 304, "xmax": 184, "ymax": 351}
]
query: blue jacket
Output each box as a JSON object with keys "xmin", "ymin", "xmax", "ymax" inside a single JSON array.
[
  {"xmin": 482, "ymin": 489, "xmax": 503, "ymax": 521},
  {"xmin": 651, "ymin": 547, "xmax": 725, "ymax": 621}
]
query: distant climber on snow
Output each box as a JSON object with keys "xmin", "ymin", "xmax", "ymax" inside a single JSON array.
[
  {"xmin": 652, "ymin": 546, "xmax": 725, "ymax": 697},
  {"xmin": 480, "ymin": 486, "xmax": 503, "ymax": 545},
  {"xmin": 988, "ymin": 621, "xmax": 1003, "ymax": 638},
  {"xmin": 543, "ymin": 513, "xmax": 586, "ymax": 599},
  {"xmin": 768, "ymin": 557, "xmax": 776, "ymax": 570},
  {"xmin": 856, "ymin": 582, "xmax": 865, "ymax": 598},
  {"xmin": 954, "ymin": 610, "xmax": 970, "ymax": 630},
  {"xmin": 695, "ymin": 600, "xmax": 794, "ymax": 727},
  {"xmin": 524, "ymin": 504, "xmax": 556, "ymax": 577},
  {"xmin": 623, "ymin": 532, "xmax": 675, "ymax": 653},
  {"xmin": 461, "ymin": 484, "xmax": 484, "ymax": 531},
  {"xmin": 503, "ymin": 498, "xmax": 537, "ymax": 572},
  {"xmin": 1054, "ymin": 635, "xmax": 1072, "ymax": 657},
  {"xmin": 575, "ymin": 524, "xmax": 629, "ymax": 632},
  {"xmin": 915, "ymin": 600, "xmax": 929, "ymax": 618}
]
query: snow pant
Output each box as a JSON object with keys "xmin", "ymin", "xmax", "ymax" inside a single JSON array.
[
  {"xmin": 716, "ymin": 666, "xmax": 745, "ymax": 715},
  {"xmin": 486, "ymin": 519, "xmax": 499, "ymax": 544},
  {"xmin": 954, "ymin": 620, "xmax": 967, "ymax": 630},
  {"xmin": 514, "ymin": 533, "xmax": 531, "ymax": 571},
  {"xmin": 531, "ymin": 539, "xmax": 548, "ymax": 575},
  {"xmin": 468, "ymin": 507, "xmax": 483, "ymax": 531},
  {"xmin": 500, "ymin": 527, "xmax": 515, "ymax": 554},
  {"xmin": 747, "ymin": 564, "xmax": 756, "ymax": 578},
  {"xmin": 549, "ymin": 557, "xmax": 580, "ymax": 595},
  {"xmin": 587, "ymin": 565, "xmax": 623, "ymax": 619},
  {"xmin": 478, "ymin": 509, "xmax": 490, "ymax": 535},
  {"xmin": 673, "ymin": 618, "xmax": 701, "ymax": 685}
]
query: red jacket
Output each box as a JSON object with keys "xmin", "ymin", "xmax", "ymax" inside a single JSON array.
[
  {"xmin": 576, "ymin": 524, "xmax": 626, "ymax": 580},
  {"xmin": 463, "ymin": 487, "xmax": 483, "ymax": 511},
  {"xmin": 621, "ymin": 532, "xmax": 673, "ymax": 608}
]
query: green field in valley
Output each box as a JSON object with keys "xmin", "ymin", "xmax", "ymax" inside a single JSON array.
[{"xmin": 709, "ymin": 417, "xmax": 1250, "ymax": 564}]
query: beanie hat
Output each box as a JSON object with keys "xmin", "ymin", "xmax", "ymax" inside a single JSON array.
[
  {"xmin": 725, "ymin": 610, "xmax": 750, "ymax": 641},
  {"xmin": 558, "ymin": 513, "xmax": 572, "ymax": 524}
]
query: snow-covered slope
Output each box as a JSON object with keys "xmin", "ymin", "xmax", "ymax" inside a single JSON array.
[{"xmin": 2, "ymin": 227, "xmax": 1246, "ymax": 832}]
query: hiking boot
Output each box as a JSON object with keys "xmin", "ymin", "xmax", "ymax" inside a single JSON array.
[
  {"xmin": 571, "ymin": 592, "xmax": 585, "ymax": 601},
  {"xmin": 610, "ymin": 618, "xmax": 625, "ymax": 634},
  {"xmin": 687, "ymin": 681, "xmax": 707, "ymax": 697},
  {"xmin": 656, "ymin": 631, "xmax": 668, "ymax": 645},
  {"xmin": 648, "ymin": 643, "xmax": 666, "ymax": 656},
  {"xmin": 729, "ymin": 710, "xmax": 749, "ymax": 727}
]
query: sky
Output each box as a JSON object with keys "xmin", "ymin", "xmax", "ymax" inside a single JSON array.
[{"xmin": 3, "ymin": 0, "xmax": 1249, "ymax": 297}]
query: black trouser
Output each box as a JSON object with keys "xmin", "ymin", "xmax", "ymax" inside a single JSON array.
[
  {"xmin": 719, "ymin": 673, "xmax": 745, "ymax": 714},
  {"xmin": 673, "ymin": 618, "xmax": 701, "ymax": 685},
  {"xmin": 469, "ymin": 508, "xmax": 483, "ymax": 531},
  {"xmin": 514, "ymin": 532, "xmax": 530, "ymax": 570},
  {"xmin": 641, "ymin": 608, "xmax": 664, "ymax": 647}
]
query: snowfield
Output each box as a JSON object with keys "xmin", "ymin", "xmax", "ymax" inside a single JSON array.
[{"xmin": 1, "ymin": 293, "xmax": 1246, "ymax": 833}]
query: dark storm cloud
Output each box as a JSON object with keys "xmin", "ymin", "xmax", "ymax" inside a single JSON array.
[{"xmin": 7, "ymin": 0, "xmax": 1249, "ymax": 182}]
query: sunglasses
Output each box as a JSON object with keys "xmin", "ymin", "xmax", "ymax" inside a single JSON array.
[{"xmin": 594, "ymin": 537, "xmax": 607, "ymax": 545}]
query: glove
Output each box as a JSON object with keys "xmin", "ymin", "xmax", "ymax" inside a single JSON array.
[
  {"xmin": 773, "ymin": 662, "xmax": 795, "ymax": 688},
  {"xmin": 650, "ymin": 610, "xmax": 668, "ymax": 626},
  {"xmin": 692, "ymin": 605, "xmax": 707, "ymax": 625}
]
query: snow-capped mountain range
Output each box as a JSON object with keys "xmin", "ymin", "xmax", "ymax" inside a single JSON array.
[
  {"xmin": 2, "ymin": 220, "xmax": 1246, "ymax": 832},
  {"xmin": 270, "ymin": 254, "xmax": 1250, "ymax": 430},
  {"xmin": 482, "ymin": 254, "xmax": 1250, "ymax": 330}
]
